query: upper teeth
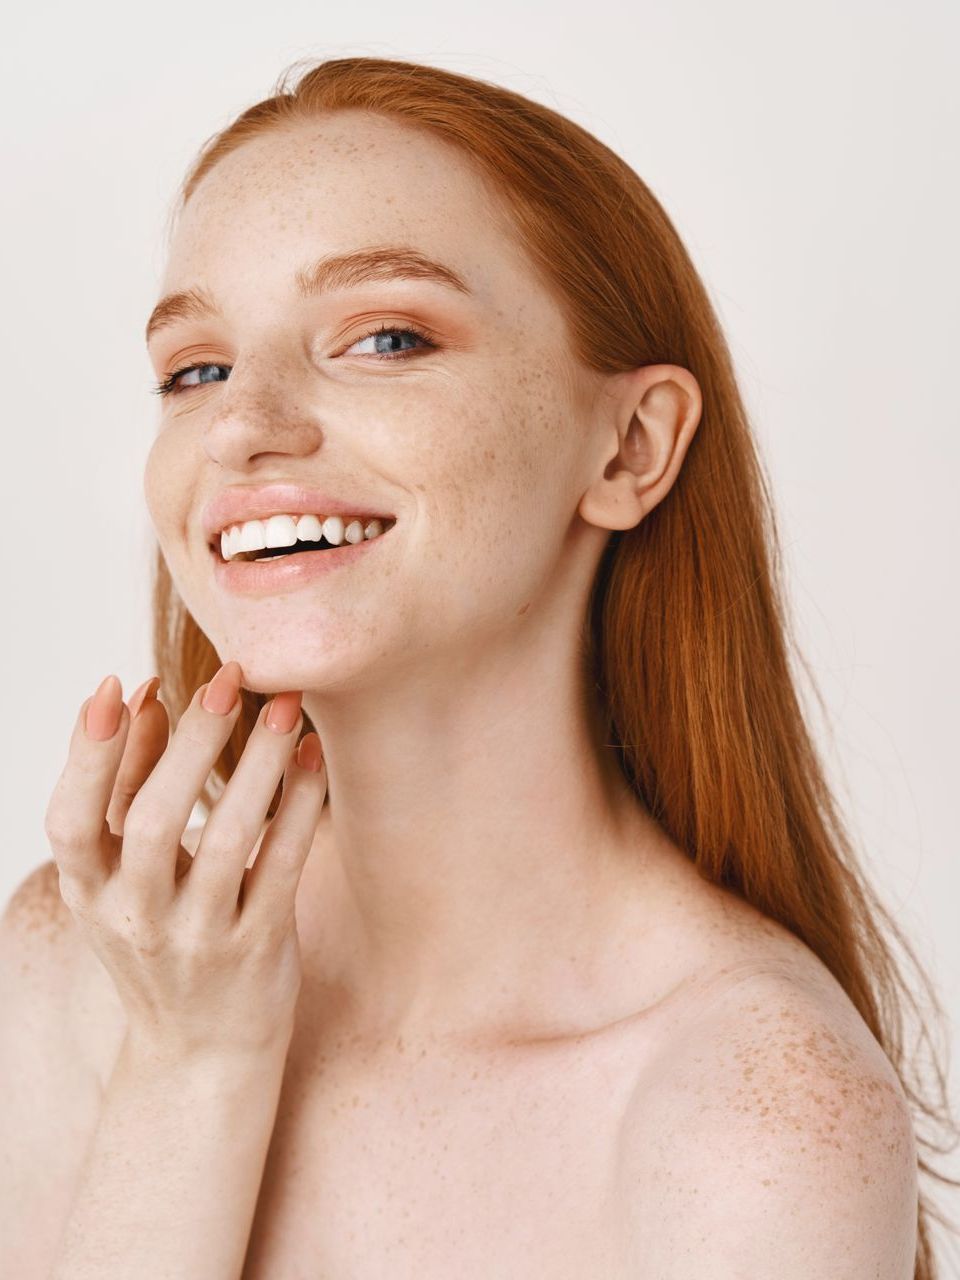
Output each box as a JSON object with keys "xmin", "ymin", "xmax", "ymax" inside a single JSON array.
[{"xmin": 219, "ymin": 513, "xmax": 388, "ymax": 562}]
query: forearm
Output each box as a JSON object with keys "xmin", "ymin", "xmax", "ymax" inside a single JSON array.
[{"xmin": 49, "ymin": 1033, "xmax": 288, "ymax": 1280}]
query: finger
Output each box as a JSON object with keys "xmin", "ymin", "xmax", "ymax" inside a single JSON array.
[
  {"xmin": 119, "ymin": 662, "xmax": 245, "ymax": 894},
  {"xmin": 184, "ymin": 692, "xmax": 305, "ymax": 912},
  {"xmin": 240, "ymin": 732, "xmax": 327, "ymax": 929},
  {"xmin": 105, "ymin": 678, "xmax": 170, "ymax": 836},
  {"xmin": 43, "ymin": 675, "xmax": 130, "ymax": 893}
]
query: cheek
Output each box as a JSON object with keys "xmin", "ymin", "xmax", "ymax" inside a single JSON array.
[
  {"xmin": 143, "ymin": 430, "xmax": 193, "ymax": 553},
  {"xmin": 405, "ymin": 365, "xmax": 572, "ymax": 596},
  {"xmin": 416, "ymin": 363, "xmax": 567, "ymax": 529}
]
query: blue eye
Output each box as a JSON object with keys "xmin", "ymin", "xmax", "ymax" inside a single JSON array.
[
  {"xmin": 346, "ymin": 323, "xmax": 435, "ymax": 359},
  {"xmin": 151, "ymin": 323, "xmax": 437, "ymax": 397},
  {"xmin": 151, "ymin": 363, "xmax": 229, "ymax": 396}
]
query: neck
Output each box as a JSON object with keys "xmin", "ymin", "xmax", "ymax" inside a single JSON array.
[{"xmin": 296, "ymin": 615, "xmax": 680, "ymax": 1048}]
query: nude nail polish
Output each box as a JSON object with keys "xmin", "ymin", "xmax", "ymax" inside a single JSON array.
[
  {"xmin": 266, "ymin": 690, "xmax": 302, "ymax": 734},
  {"xmin": 85, "ymin": 675, "xmax": 123, "ymax": 741},
  {"xmin": 128, "ymin": 676, "xmax": 160, "ymax": 719},
  {"xmin": 201, "ymin": 662, "xmax": 242, "ymax": 715},
  {"xmin": 296, "ymin": 732, "xmax": 324, "ymax": 771}
]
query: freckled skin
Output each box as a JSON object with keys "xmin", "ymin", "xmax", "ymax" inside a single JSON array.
[
  {"xmin": 142, "ymin": 107, "xmax": 706, "ymax": 1054},
  {"xmin": 7, "ymin": 860, "xmax": 67, "ymax": 944},
  {"xmin": 146, "ymin": 114, "xmax": 617, "ymax": 698},
  {"xmin": 127, "ymin": 112, "xmax": 919, "ymax": 1276},
  {"xmin": 622, "ymin": 963, "xmax": 918, "ymax": 1275}
]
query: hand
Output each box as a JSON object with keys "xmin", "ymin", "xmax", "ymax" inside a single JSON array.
[{"xmin": 43, "ymin": 661, "xmax": 327, "ymax": 1063}]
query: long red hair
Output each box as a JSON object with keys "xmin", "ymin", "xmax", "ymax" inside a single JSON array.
[{"xmin": 151, "ymin": 56, "xmax": 958, "ymax": 1274}]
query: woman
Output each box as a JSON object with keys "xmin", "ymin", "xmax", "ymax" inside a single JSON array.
[{"xmin": 5, "ymin": 55, "xmax": 956, "ymax": 1278}]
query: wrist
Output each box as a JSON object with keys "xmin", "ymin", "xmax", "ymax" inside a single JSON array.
[{"xmin": 117, "ymin": 1026, "xmax": 293, "ymax": 1084}]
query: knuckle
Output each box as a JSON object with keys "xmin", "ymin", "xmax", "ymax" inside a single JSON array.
[
  {"xmin": 263, "ymin": 833, "xmax": 304, "ymax": 868},
  {"xmin": 122, "ymin": 800, "xmax": 169, "ymax": 849},
  {"xmin": 199, "ymin": 821, "xmax": 247, "ymax": 861},
  {"xmin": 127, "ymin": 922, "xmax": 167, "ymax": 958},
  {"xmin": 43, "ymin": 815, "xmax": 87, "ymax": 854},
  {"xmin": 104, "ymin": 900, "xmax": 164, "ymax": 952}
]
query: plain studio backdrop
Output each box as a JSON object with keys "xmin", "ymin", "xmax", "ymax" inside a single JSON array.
[{"xmin": 2, "ymin": 0, "xmax": 957, "ymax": 1262}]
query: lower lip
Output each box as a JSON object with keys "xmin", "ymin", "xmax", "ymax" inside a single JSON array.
[{"xmin": 211, "ymin": 529, "xmax": 392, "ymax": 597}]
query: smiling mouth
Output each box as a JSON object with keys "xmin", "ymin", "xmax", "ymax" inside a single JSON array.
[{"xmin": 209, "ymin": 518, "xmax": 397, "ymax": 563}]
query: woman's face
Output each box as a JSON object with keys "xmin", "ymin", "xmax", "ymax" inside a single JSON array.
[{"xmin": 144, "ymin": 111, "xmax": 606, "ymax": 694}]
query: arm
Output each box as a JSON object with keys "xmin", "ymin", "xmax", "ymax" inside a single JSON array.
[
  {"xmin": 0, "ymin": 863, "xmax": 288, "ymax": 1280},
  {"xmin": 49, "ymin": 1035, "xmax": 288, "ymax": 1280},
  {"xmin": 0, "ymin": 863, "xmax": 105, "ymax": 1280},
  {"xmin": 35, "ymin": 664, "xmax": 327, "ymax": 1279}
]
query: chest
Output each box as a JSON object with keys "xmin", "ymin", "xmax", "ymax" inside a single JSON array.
[{"xmin": 240, "ymin": 1027, "xmax": 644, "ymax": 1279}]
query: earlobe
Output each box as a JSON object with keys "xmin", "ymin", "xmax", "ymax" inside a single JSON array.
[
  {"xmin": 578, "ymin": 459, "xmax": 649, "ymax": 531},
  {"xmin": 578, "ymin": 364, "xmax": 702, "ymax": 532}
]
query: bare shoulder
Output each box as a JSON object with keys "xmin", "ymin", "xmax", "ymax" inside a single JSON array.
[
  {"xmin": 2, "ymin": 858, "xmax": 83, "ymax": 984},
  {"xmin": 0, "ymin": 858, "xmax": 103, "ymax": 1071},
  {"xmin": 4, "ymin": 857, "xmax": 69, "ymax": 934},
  {"xmin": 2, "ymin": 859, "xmax": 125, "ymax": 1085},
  {"xmin": 619, "ymin": 941, "xmax": 919, "ymax": 1278}
]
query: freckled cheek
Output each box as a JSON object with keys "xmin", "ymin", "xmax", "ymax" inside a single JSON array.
[
  {"xmin": 404, "ymin": 392, "xmax": 541, "ymax": 534},
  {"xmin": 410, "ymin": 468, "xmax": 502, "ymax": 572}
]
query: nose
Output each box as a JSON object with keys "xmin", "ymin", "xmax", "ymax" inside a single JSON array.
[{"xmin": 201, "ymin": 351, "xmax": 323, "ymax": 471}]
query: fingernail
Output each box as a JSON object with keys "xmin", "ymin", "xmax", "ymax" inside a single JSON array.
[
  {"xmin": 201, "ymin": 662, "xmax": 242, "ymax": 715},
  {"xmin": 266, "ymin": 690, "xmax": 302, "ymax": 734},
  {"xmin": 85, "ymin": 674, "xmax": 123, "ymax": 741},
  {"xmin": 295, "ymin": 732, "xmax": 324, "ymax": 771},
  {"xmin": 127, "ymin": 675, "xmax": 160, "ymax": 720}
]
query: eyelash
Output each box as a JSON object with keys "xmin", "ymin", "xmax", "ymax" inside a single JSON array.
[{"xmin": 150, "ymin": 322, "xmax": 438, "ymax": 397}]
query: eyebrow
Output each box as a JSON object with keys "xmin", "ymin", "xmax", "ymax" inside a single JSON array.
[{"xmin": 144, "ymin": 245, "xmax": 474, "ymax": 345}]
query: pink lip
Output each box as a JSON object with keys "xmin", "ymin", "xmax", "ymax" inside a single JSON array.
[
  {"xmin": 201, "ymin": 482, "xmax": 396, "ymax": 544},
  {"xmin": 211, "ymin": 530, "xmax": 390, "ymax": 597}
]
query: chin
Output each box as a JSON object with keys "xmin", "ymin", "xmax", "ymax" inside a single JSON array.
[{"xmin": 219, "ymin": 641, "xmax": 377, "ymax": 700}]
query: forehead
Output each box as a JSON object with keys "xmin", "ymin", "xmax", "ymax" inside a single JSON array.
[{"xmin": 164, "ymin": 110, "xmax": 540, "ymax": 308}]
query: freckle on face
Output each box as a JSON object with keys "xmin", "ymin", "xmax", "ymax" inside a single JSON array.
[{"xmin": 148, "ymin": 114, "xmax": 592, "ymax": 682}]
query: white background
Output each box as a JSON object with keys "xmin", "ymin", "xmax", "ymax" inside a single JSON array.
[{"xmin": 2, "ymin": 0, "xmax": 957, "ymax": 1263}]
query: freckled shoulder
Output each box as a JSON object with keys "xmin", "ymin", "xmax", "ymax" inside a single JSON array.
[
  {"xmin": 618, "ymin": 963, "xmax": 919, "ymax": 1278},
  {"xmin": 4, "ymin": 859, "xmax": 128, "ymax": 1088},
  {"xmin": 3, "ymin": 857, "xmax": 73, "ymax": 945}
]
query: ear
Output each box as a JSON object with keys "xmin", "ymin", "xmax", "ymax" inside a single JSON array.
[{"xmin": 578, "ymin": 364, "xmax": 702, "ymax": 531}]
